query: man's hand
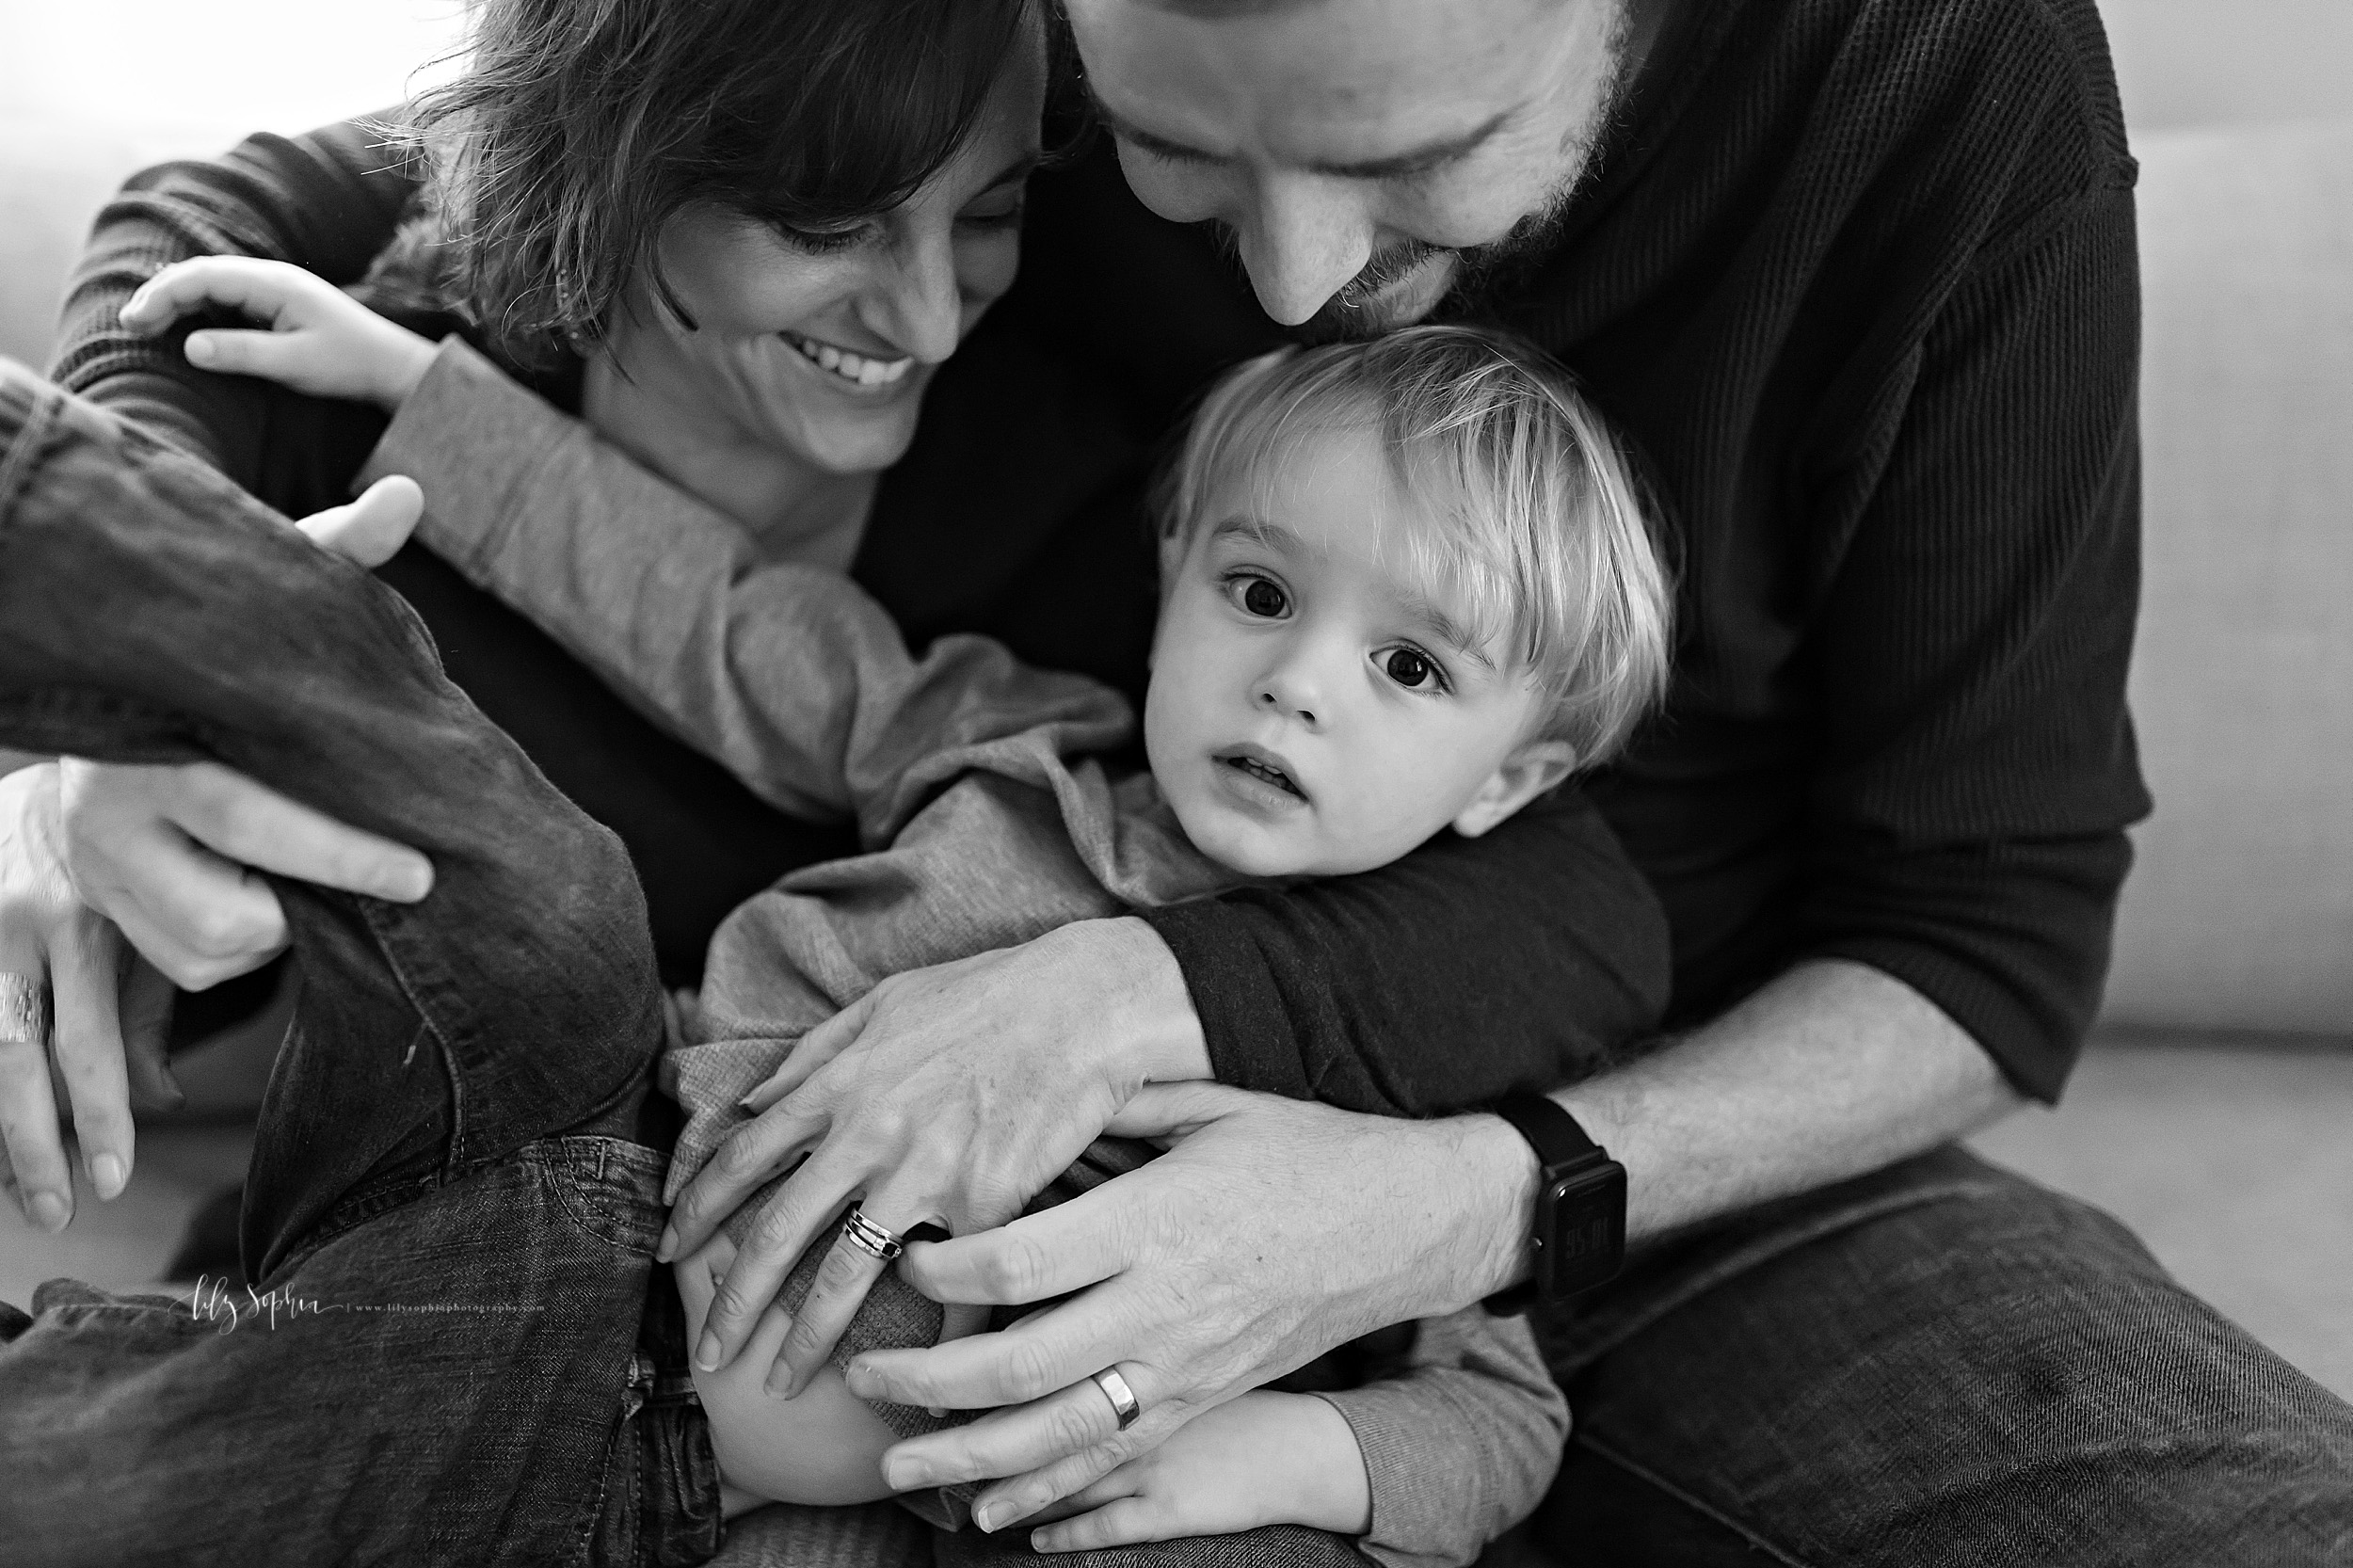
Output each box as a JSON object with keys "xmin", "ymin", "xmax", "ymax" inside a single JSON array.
[
  {"xmin": 664, "ymin": 917, "xmax": 1211, "ymax": 1397},
  {"xmin": 0, "ymin": 480, "xmax": 435, "ymax": 1224},
  {"xmin": 839, "ymin": 1082, "xmax": 1535, "ymax": 1532},
  {"xmin": 120, "ymin": 256, "xmax": 438, "ymax": 413}
]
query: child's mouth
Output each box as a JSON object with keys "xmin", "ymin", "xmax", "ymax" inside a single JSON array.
[{"xmin": 1219, "ymin": 751, "xmax": 1305, "ymax": 801}]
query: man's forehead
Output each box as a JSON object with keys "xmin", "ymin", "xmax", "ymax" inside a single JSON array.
[{"xmin": 1070, "ymin": 0, "xmax": 1588, "ymax": 164}]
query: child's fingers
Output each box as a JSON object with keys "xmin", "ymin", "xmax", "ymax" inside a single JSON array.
[
  {"xmin": 1028, "ymin": 1495, "xmax": 1169, "ymax": 1553},
  {"xmin": 295, "ymin": 476, "xmax": 424, "ymax": 568},
  {"xmin": 121, "ymin": 256, "xmax": 309, "ymax": 333},
  {"xmin": 184, "ymin": 328, "xmax": 311, "ymax": 382}
]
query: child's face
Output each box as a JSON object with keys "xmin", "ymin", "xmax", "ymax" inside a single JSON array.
[{"xmin": 1145, "ymin": 425, "xmax": 1575, "ymax": 878}]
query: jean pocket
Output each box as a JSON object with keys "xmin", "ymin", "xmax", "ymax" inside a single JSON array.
[{"xmin": 536, "ymin": 1138, "xmax": 669, "ymax": 1256}]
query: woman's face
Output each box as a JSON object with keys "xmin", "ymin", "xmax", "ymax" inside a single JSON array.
[{"xmin": 632, "ymin": 21, "xmax": 1048, "ymax": 475}]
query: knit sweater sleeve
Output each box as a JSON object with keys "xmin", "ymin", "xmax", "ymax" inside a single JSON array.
[
  {"xmin": 1313, "ymin": 1310, "xmax": 1567, "ymax": 1568},
  {"xmin": 47, "ymin": 115, "xmax": 423, "ymax": 477},
  {"xmin": 1794, "ymin": 184, "xmax": 2148, "ymax": 1099},
  {"xmin": 1148, "ymin": 786, "xmax": 1673, "ymax": 1118}
]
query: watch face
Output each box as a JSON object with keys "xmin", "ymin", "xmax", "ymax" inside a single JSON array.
[{"xmin": 1541, "ymin": 1160, "xmax": 1627, "ymax": 1298}]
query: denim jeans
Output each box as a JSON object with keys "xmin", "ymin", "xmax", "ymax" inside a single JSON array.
[{"xmin": 0, "ymin": 362, "xmax": 718, "ymax": 1563}]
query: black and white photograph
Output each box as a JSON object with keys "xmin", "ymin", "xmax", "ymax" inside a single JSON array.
[{"xmin": 0, "ymin": 0, "xmax": 2347, "ymax": 1561}]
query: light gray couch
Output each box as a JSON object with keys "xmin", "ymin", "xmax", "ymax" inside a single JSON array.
[{"xmin": 0, "ymin": 35, "xmax": 2346, "ymax": 1396}]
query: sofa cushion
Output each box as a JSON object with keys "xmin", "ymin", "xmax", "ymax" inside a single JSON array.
[{"xmin": 2100, "ymin": 118, "xmax": 2353, "ymax": 1035}]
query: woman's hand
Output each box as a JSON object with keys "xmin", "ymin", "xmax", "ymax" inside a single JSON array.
[
  {"xmin": 0, "ymin": 764, "xmax": 178, "ymax": 1231},
  {"xmin": 661, "ymin": 916, "xmax": 1211, "ymax": 1398},
  {"xmin": 0, "ymin": 480, "xmax": 435, "ymax": 1224},
  {"xmin": 120, "ymin": 257, "xmax": 438, "ymax": 413},
  {"xmin": 838, "ymin": 1082, "xmax": 1538, "ymax": 1533}
]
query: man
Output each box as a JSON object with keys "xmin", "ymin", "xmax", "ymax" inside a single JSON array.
[{"xmin": 13, "ymin": 0, "xmax": 2352, "ymax": 1562}]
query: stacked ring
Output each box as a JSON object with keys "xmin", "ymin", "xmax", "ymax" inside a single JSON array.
[{"xmin": 840, "ymin": 1205, "xmax": 905, "ymax": 1262}]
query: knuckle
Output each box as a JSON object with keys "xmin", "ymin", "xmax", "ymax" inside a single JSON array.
[
  {"xmin": 709, "ymin": 1130, "xmax": 770, "ymax": 1183},
  {"xmin": 980, "ymin": 1232, "xmax": 1052, "ymax": 1301},
  {"xmin": 999, "ymin": 1336, "xmax": 1063, "ymax": 1401},
  {"xmin": 815, "ymin": 1240, "xmax": 869, "ymax": 1291}
]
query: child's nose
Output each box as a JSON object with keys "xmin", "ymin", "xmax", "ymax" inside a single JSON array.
[{"xmin": 1254, "ymin": 665, "xmax": 1323, "ymax": 728}]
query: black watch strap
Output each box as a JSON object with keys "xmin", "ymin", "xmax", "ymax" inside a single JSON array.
[
  {"xmin": 1483, "ymin": 1092, "xmax": 1626, "ymax": 1316},
  {"xmin": 1490, "ymin": 1091, "xmax": 1605, "ymax": 1173}
]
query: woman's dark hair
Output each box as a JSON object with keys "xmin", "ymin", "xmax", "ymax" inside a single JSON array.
[{"xmin": 396, "ymin": 0, "xmax": 1034, "ymax": 367}]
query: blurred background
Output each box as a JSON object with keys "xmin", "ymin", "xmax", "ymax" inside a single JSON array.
[{"xmin": 2, "ymin": 0, "xmax": 2349, "ymax": 1400}]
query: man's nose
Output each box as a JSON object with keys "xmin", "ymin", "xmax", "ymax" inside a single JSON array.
[
  {"xmin": 1237, "ymin": 169, "xmax": 1374, "ymax": 327},
  {"xmin": 858, "ymin": 228, "xmax": 963, "ymax": 364}
]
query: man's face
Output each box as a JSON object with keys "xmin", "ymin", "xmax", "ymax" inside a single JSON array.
[{"xmin": 1067, "ymin": 0, "xmax": 1627, "ymax": 336}]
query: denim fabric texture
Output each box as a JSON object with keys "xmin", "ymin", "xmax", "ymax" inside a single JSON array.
[{"xmin": 0, "ymin": 360, "xmax": 716, "ymax": 1566}]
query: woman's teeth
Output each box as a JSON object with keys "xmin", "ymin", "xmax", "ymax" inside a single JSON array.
[{"xmin": 784, "ymin": 333, "xmax": 915, "ymax": 389}]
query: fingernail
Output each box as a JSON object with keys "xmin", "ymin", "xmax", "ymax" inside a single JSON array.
[
  {"xmin": 184, "ymin": 334, "xmax": 216, "ymax": 364},
  {"xmin": 884, "ymin": 1456, "xmax": 928, "ymax": 1493},
  {"xmin": 694, "ymin": 1331, "xmax": 722, "ymax": 1371},
  {"xmin": 386, "ymin": 860, "xmax": 433, "ymax": 902},
  {"xmin": 27, "ymin": 1192, "xmax": 69, "ymax": 1233},
  {"xmin": 655, "ymin": 1225, "xmax": 677, "ymax": 1262},
  {"xmin": 971, "ymin": 1502, "xmax": 1002, "ymax": 1533},
  {"xmin": 90, "ymin": 1154, "xmax": 126, "ymax": 1200},
  {"xmin": 843, "ymin": 1360, "xmax": 876, "ymax": 1398}
]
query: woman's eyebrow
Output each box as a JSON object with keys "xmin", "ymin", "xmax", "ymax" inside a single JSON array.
[
  {"xmin": 976, "ymin": 153, "xmax": 1042, "ymax": 193},
  {"xmin": 1084, "ymin": 82, "xmax": 1514, "ymax": 180}
]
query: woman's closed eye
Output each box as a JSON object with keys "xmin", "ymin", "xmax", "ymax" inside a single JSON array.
[
  {"xmin": 1225, "ymin": 571, "xmax": 1290, "ymax": 619},
  {"xmin": 1377, "ymin": 645, "xmax": 1450, "ymax": 694},
  {"xmin": 959, "ymin": 195, "xmax": 1027, "ymax": 232}
]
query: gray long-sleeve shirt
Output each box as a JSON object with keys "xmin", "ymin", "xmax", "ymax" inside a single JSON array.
[{"xmin": 360, "ymin": 338, "xmax": 1567, "ymax": 1568}]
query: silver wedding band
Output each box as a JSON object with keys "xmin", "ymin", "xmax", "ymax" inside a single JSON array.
[
  {"xmin": 840, "ymin": 1205, "xmax": 905, "ymax": 1262},
  {"xmin": 0, "ymin": 972, "xmax": 48, "ymax": 1048},
  {"xmin": 1091, "ymin": 1366, "xmax": 1142, "ymax": 1430}
]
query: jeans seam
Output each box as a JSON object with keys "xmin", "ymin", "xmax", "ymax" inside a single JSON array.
[{"xmin": 1572, "ymin": 1431, "xmax": 1823, "ymax": 1568}]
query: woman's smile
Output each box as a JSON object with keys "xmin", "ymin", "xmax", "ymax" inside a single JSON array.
[{"xmin": 781, "ymin": 330, "xmax": 919, "ymax": 391}]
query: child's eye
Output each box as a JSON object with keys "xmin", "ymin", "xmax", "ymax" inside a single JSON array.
[
  {"xmin": 1381, "ymin": 648, "xmax": 1445, "ymax": 691},
  {"xmin": 1230, "ymin": 575, "xmax": 1289, "ymax": 618}
]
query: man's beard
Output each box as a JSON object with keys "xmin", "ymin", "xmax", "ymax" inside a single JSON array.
[{"xmin": 1216, "ymin": 5, "xmax": 1635, "ymax": 344}]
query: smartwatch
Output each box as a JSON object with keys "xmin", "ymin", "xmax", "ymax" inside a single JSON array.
[{"xmin": 1482, "ymin": 1092, "xmax": 1626, "ymax": 1315}]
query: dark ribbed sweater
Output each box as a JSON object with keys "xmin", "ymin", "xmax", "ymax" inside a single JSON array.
[{"xmin": 50, "ymin": 0, "xmax": 2147, "ymax": 1105}]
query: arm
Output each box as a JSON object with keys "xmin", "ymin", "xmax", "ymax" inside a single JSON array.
[
  {"xmin": 360, "ymin": 339, "xmax": 1131, "ymax": 840},
  {"xmin": 1308, "ymin": 1311, "xmax": 1566, "ymax": 1568},
  {"xmin": 50, "ymin": 115, "xmax": 424, "ymax": 476}
]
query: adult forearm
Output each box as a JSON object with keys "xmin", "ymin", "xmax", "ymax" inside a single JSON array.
[{"xmin": 1455, "ymin": 957, "xmax": 2023, "ymax": 1298}]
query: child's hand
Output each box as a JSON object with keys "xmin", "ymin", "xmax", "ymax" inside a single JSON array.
[
  {"xmin": 120, "ymin": 257, "xmax": 438, "ymax": 412},
  {"xmin": 1019, "ymin": 1391, "xmax": 1372, "ymax": 1552}
]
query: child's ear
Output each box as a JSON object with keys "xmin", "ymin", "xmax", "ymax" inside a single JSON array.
[{"xmin": 1452, "ymin": 740, "xmax": 1579, "ymax": 839}]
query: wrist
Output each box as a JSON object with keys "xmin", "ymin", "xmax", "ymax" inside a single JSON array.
[
  {"xmin": 1252, "ymin": 1393, "xmax": 1374, "ymax": 1535},
  {"xmin": 372, "ymin": 328, "xmax": 440, "ymax": 414},
  {"xmin": 1080, "ymin": 917, "xmax": 1212, "ymax": 1088},
  {"xmin": 1449, "ymin": 1112, "xmax": 1545, "ymax": 1301}
]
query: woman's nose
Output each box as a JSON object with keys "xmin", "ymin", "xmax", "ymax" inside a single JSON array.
[
  {"xmin": 859, "ymin": 228, "xmax": 963, "ymax": 364},
  {"xmin": 1238, "ymin": 168, "xmax": 1374, "ymax": 328}
]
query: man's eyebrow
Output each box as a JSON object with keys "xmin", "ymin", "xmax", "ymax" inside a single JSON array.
[{"xmin": 1085, "ymin": 83, "xmax": 1514, "ymax": 181}]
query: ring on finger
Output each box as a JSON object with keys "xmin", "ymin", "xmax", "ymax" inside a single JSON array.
[
  {"xmin": 0, "ymin": 972, "xmax": 49, "ymax": 1048},
  {"xmin": 1090, "ymin": 1366, "xmax": 1142, "ymax": 1430},
  {"xmin": 840, "ymin": 1204, "xmax": 904, "ymax": 1262}
]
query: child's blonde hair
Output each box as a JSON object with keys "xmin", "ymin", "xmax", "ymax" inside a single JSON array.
[{"xmin": 1156, "ymin": 325, "xmax": 1673, "ymax": 766}]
